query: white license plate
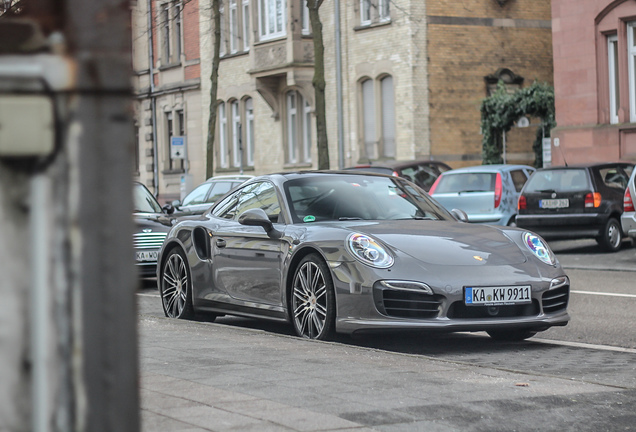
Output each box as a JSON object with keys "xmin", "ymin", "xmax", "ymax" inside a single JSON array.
[
  {"xmin": 136, "ymin": 250, "xmax": 158, "ymax": 262},
  {"xmin": 464, "ymin": 286, "xmax": 532, "ymax": 306},
  {"xmin": 540, "ymin": 198, "xmax": 569, "ymax": 209}
]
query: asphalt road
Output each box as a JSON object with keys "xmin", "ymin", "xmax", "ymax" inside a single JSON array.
[{"xmin": 137, "ymin": 238, "xmax": 636, "ymax": 431}]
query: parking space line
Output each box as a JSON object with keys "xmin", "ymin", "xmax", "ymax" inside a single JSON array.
[
  {"xmin": 571, "ymin": 290, "xmax": 636, "ymax": 299},
  {"xmin": 533, "ymin": 338, "xmax": 636, "ymax": 354}
]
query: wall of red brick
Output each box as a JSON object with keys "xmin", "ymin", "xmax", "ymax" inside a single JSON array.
[{"xmin": 183, "ymin": 0, "xmax": 200, "ymax": 68}]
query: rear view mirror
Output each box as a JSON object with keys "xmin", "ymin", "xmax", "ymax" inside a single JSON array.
[{"xmin": 451, "ymin": 208, "xmax": 468, "ymax": 223}]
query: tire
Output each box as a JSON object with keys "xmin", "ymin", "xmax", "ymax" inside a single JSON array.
[
  {"xmin": 160, "ymin": 247, "xmax": 195, "ymax": 319},
  {"xmin": 487, "ymin": 329, "xmax": 537, "ymax": 342},
  {"xmin": 291, "ymin": 254, "xmax": 336, "ymax": 340},
  {"xmin": 507, "ymin": 216, "xmax": 517, "ymax": 227},
  {"xmin": 596, "ymin": 218, "xmax": 622, "ymax": 252}
]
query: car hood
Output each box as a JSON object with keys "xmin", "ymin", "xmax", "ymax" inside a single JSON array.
[
  {"xmin": 342, "ymin": 220, "xmax": 527, "ymax": 266},
  {"xmin": 133, "ymin": 213, "xmax": 173, "ymax": 232}
]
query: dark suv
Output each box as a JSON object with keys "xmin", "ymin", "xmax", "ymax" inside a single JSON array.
[
  {"xmin": 516, "ymin": 162, "xmax": 634, "ymax": 252},
  {"xmin": 344, "ymin": 159, "xmax": 452, "ymax": 191}
]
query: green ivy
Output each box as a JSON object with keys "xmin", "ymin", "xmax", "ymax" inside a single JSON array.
[{"xmin": 480, "ymin": 81, "xmax": 555, "ymax": 167}]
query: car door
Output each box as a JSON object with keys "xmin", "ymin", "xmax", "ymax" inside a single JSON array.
[{"xmin": 210, "ymin": 181, "xmax": 286, "ymax": 306}]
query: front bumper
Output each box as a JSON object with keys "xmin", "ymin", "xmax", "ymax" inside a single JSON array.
[
  {"xmin": 516, "ymin": 213, "xmax": 606, "ymax": 239},
  {"xmin": 329, "ymin": 258, "xmax": 570, "ymax": 335}
]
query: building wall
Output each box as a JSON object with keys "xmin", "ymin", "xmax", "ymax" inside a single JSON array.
[
  {"xmin": 427, "ymin": 0, "xmax": 553, "ymax": 168},
  {"xmin": 551, "ymin": 0, "xmax": 636, "ymax": 165}
]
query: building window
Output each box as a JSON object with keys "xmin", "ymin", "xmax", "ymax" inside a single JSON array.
[
  {"xmin": 165, "ymin": 110, "xmax": 185, "ymax": 172},
  {"xmin": 285, "ymin": 90, "xmax": 311, "ymax": 164},
  {"xmin": 243, "ymin": 0, "xmax": 250, "ymax": 50},
  {"xmin": 230, "ymin": 0, "xmax": 239, "ymax": 53},
  {"xmin": 231, "ymin": 100, "xmax": 241, "ymax": 167},
  {"xmin": 218, "ymin": 98, "xmax": 255, "ymax": 169},
  {"xmin": 359, "ymin": 0, "xmax": 389, "ymax": 26},
  {"xmin": 218, "ymin": 102, "xmax": 228, "ymax": 168},
  {"xmin": 220, "ymin": 2, "xmax": 226, "ymax": 56},
  {"xmin": 245, "ymin": 98, "xmax": 255, "ymax": 167},
  {"xmin": 301, "ymin": 1, "xmax": 310, "ymax": 34},
  {"xmin": 628, "ymin": 22, "xmax": 636, "ymax": 123},
  {"xmin": 259, "ymin": 0, "xmax": 286, "ymax": 40},
  {"xmin": 608, "ymin": 35, "xmax": 620, "ymax": 124},
  {"xmin": 380, "ymin": 75, "xmax": 395, "ymax": 158},
  {"xmin": 359, "ymin": 75, "xmax": 395, "ymax": 160},
  {"xmin": 159, "ymin": 1, "xmax": 182, "ymax": 64}
]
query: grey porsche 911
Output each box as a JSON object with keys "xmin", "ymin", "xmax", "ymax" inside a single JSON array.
[{"xmin": 157, "ymin": 171, "xmax": 570, "ymax": 341}]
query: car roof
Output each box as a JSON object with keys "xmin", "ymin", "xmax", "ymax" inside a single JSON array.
[
  {"xmin": 203, "ymin": 174, "xmax": 254, "ymax": 183},
  {"xmin": 537, "ymin": 162, "xmax": 634, "ymax": 171},
  {"xmin": 370, "ymin": 159, "xmax": 451, "ymax": 169},
  {"xmin": 441, "ymin": 164, "xmax": 534, "ymax": 174}
]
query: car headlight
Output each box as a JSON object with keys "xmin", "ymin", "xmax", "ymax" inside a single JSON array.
[
  {"xmin": 523, "ymin": 232, "xmax": 556, "ymax": 265},
  {"xmin": 347, "ymin": 233, "xmax": 394, "ymax": 268}
]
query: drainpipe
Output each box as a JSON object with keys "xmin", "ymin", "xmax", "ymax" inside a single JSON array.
[
  {"xmin": 147, "ymin": 0, "xmax": 159, "ymax": 196},
  {"xmin": 335, "ymin": 0, "xmax": 345, "ymax": 169}
]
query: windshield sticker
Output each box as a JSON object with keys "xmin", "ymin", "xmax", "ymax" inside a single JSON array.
[{"xmin": 303, "ymin": 215, "xmax": 316, "ymax": 223}]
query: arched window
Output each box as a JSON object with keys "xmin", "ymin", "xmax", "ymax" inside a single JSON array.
[
  {"xmin": 218, "ymin": 102, "xmax": 228, "ymax": 168},
  {"xmin": 217, "ymin": 97, "xmax": 255, "ymax": 170},
  {"xmin": 245, "ymin": 98, "xmax": 255, "ymax": 167},
  {"xmin": 359, "ymin": 75, "xmax": 395, "ymax": 160}
]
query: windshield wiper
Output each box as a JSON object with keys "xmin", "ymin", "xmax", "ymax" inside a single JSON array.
[
  {"xmin": 338, "ymin": 217, "xmax": 364, "ymax": 221},
  {"xmin": 537, "ymin": 189, "xmax": 556, "ymax": 193},
  {"xmin": 458, "ymin": 190, "xmax": 489, "ymax": 194}
]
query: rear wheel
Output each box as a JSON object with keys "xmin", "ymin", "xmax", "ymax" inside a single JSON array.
[
  {"xmin": 597, "ymin": 218, "xmax": 622, "ymax": 252},
  {"xmin": 291, "ymin": 254, "xmax": 336, "ymax": 340},
  {"xmin": 487, "ymin": 329, "xmax": 536, "ymax": 342},
  {"xmin": 160, "ymin": 247, "xmax": 195, "ymax": 319}
]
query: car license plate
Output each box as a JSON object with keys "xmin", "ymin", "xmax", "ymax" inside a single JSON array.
[
  {"xmin": 136, "ymin": 250, "xmax": 158, "ymax": 262},
  {"xmin": 464, "ymin": 286, "xmax": 532, "ymax": 306},
  {"xmin": 540, "ymin": 198, "xmax": 569, "ymax": 209}
]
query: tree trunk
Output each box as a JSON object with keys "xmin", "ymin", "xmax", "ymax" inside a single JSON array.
[
  {"xmin": 206, "ymin": 0, "xmax": 221, "ymax": 178},
  {"xmin": 307, "ymin": 0, "xmax": 330, "ymax": 170}
]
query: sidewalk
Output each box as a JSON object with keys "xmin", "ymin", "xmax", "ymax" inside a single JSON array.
[{"xmin": 138, "ymin": 312, "xmax": 634, "ymax": 432}]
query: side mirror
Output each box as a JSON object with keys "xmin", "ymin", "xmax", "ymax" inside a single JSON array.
[
  {"xmin": 238, "ymin": 208, "xmax": 281, "ymax": 238},
  {"xmin": 171, "ymin": 199, "xmax": 181, "ymax": 207},
  {"xmin": 162, "ymin": 203, "xmax": 175, "ymax": 215},
  {"xmin": 451, "ymin": 208, "xmax": 468, "ymax": 223}
]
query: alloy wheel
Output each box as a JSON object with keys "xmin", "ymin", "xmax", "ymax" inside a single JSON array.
[
  {"xmin": 162, "ymin": 251, "xmax": 189, "ymax": 318},
  {"xmin": 292, "ymin": 261, "xmax": 328, "ymax": 339}
]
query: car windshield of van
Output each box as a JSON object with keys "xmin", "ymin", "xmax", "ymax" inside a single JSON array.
[{"xmin": 523, "ymin": 169, "xmax": 589, "ymax": 193}]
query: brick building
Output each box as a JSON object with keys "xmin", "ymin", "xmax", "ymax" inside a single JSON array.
[
  {"xmin": 551, "ymin": 0, "xmax": 636, "ymax": 165},
  {"xmin": 133, "ymin": 0, "xmax": 553, "ymax": 202},
  {"xmin": 132, "ymin": 0, "xmax": 202, "ymax": 202}
]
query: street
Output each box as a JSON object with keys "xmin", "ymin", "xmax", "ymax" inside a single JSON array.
[{"xmin": 137, "ymin": 238, "xmax": 636, "ymax": 431}]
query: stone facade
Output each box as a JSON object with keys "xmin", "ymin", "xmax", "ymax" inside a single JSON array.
[
  {"xmin": 133, "ymin": 0, "xmax": 554, "ymax": 202},
  {"xmin": 551, "ymin": 0, "xmax": 636, "ymax": 165}
]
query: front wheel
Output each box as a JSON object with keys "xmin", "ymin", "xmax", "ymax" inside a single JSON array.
[
  {"xmin": 160, "ymin": 247, "xmax": 195, "ymax": 319},
  {"xmin": 597, "ymin": 218, "xmax": 622, "ymax": 252},
  {"xmin": 487, "ymin": 329, "xmax": 537, "ymax": 341},
  {"xmin": 291, "ymin": 254, "xmax": 336, "ymax": 340}
]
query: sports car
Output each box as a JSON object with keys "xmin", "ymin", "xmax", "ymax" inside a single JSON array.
[{"xmin": 157, "ymin": 171, "xmax": 570, "ymax": 341}]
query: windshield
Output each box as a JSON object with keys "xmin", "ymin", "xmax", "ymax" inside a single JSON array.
[
  {"xmin": 284, "ymin": 175, "xmax": 454, "ymax": 223},
  {"xmin": 523, "ymin": 169, "xmax": 589, "ymax": 193},
  {"xmin": 133, "ymin": 183, "xmax": 163, "ymax": 213}
]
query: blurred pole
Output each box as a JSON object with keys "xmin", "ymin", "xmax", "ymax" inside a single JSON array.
[{"xmin": 335, "ymin": 0, "xmax": 345, "ymax": 169}]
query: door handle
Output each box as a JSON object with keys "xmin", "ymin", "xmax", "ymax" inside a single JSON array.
[{"xmin": 215, "ymin": 238, "xmax": 227, "ymax": 248}]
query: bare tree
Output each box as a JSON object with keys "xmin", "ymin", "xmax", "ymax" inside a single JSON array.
[
  {"xmin": 205, "ymin": 0, "xmax": 221, "ymax": 178},
  {"xmin": 306, "ymin": 0, "xmax": 329, "ymax": 170}
]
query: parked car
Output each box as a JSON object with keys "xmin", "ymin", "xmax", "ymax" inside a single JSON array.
[
  {"xmin": 173, "ymin": 175, "xmax": 253, "ymax": 215},
  {"xmin": 133, "ymin": 182, "xmax": 173, "ymax": 277},
  {"xmin": 344, "ymin": 159, "xmax": 452, "ymax": 191},
  {"xmin": 157, "ymin": 171, "xmax": 570, "ymax": 342},
  {"xmin": 428, "ymin": 164, "xmax": 536, "ymax": 226},
  {"xmin": 517, "ymin": 162, "xmax": 634, "ymax": 252},
  {"xmin": 620, "ymin": 167, "xmax": 636, "ymax": 244}
]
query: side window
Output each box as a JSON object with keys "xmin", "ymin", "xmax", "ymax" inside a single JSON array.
[
  {"xmin": 182, "ymin": 183, "xmax": 211, "ymax": 206},
  {"xmin": 600, "ymin": 168, "xmax": 628, "ymax": 190},
  {"xmin": 206, "ymin": 181, "xmax": 234, "ymax": 203},
  {"xmin": 212, "ymin": 182, "xmax": 281, "ymax": 222},
  {"xmin": 510, "ymin": 170, "xmax": 529, "ymax": 192}
]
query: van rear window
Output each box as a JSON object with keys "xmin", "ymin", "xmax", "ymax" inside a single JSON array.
[{"xmin": 434, "ymin": 173, "xmax": 495, "ymax": 194}]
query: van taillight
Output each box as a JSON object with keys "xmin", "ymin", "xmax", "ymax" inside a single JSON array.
[
  {"xmin": 585, "ymin": 192, "xmax": 601, "ymax": 208},
  {"xmin": 518, "ymin": 195, "xmax": 527, "ymax": 210},
  {"xmin": 625, "ymin": 188, "xmax": 635, "ymax": 212},
  {"xmin": 429, "ymin": 175, "xmax": 442, "ymax": 194},
  {"xmin": 494, "ymin": 173, "xmax": 502, "ymax": 208}
]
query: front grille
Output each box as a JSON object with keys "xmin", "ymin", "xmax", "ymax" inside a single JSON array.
[
  {"xmin": 447, "ymin": 300, "xmax": 540, "ymax": 319},
  {"xmin": 376, "ymin": 290, "xmax": 442, "ymax": 319},
  {"xmin": 133, "ymin": 232, "xmax": 167, "ymax": 249},
  {"xmin": 542, "ymin": 286, "xmax": 569, "ymax": 313}
]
